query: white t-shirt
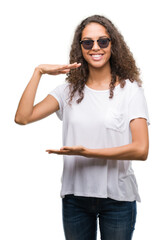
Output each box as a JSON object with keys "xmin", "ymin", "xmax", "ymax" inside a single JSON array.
[{"xmin": 49, "ymin": 79, "xmax": 150, "ymax": 202}]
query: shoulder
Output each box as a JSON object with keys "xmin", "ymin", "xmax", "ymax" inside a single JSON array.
[
  {"xmin": 49, "ymin": 82, "xmax": 71, "ymax": 103},
  {"xmin": 56, "ymin": 81, "xmax": 70, "ymax": 91},
  {"xmin": 117, "ymin": 79, "xmax": 145, "ymax": 103},
  {"xmin": 125, "ymin": 79, "xmax": 141, "ymax": 90},
  {"xmin": 124, "ymin": 79, "xmax": 143, "ymax": 97},
  {"xmin": 51, "ymin": 81, "xmax": 70, "ymax": 94},
  {"xmin": 122, "ymin": 80, "xmax": 148, "ymax": 109}
]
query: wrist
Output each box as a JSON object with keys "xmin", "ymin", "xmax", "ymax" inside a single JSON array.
[
  {"xmin": 83, "ymin": 147, "xmax": 93, "ymax": 158},
  {"xmin": 82, "ymin": 147, "xmax": 107, "ymax": 159},
  {"xmin": 35, "ymin": 65, "xmax": 44, "ymax": 76}
]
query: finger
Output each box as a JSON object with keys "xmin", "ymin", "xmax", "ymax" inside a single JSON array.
[
  {"xmin": 64, "ymin": 62, "xmax": 81, "ymax": 68},
  {"xmin": 58, "ymin": 69, "xmax": 71, "ymax": 74},
  {"xmin": 46, "ymin": 149, "xmax": 70, "ymax": 154},
  {"xmin": 57, "ymin": 63, "xmax": 81, "ymax": 72},
  {"xmin": 47, "ymin": 151, "xmax": 61, "ymax": 154},
  {"xmin": 59, "ymin": 62, "xmax": 77, "ymax": 69},
  {"xmin": 60, "ymin": 146, "xmax": 71, "ymax": 150},
  {"xmin": 68, "ymin": 63, "xmax": 81, "ymax": 69},
  {"xmin": 46, "ymin": 149, "xmax": 59, "ymax": 153},
  {"xmin": 48, "ymin": 69, "xmax": 70, "ymax": 75}
]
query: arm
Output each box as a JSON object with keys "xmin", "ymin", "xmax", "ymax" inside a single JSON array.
[
  {"xmin": 46, "ymin": 118, "xmax": 149, "ymax": 161},
  {"xmin": 14, "ymin": 63, "xmax": 81, "ymax": 125},
  {"xmin": 84, "ymin": 118, "xmax": 149, "ymax": 161}
]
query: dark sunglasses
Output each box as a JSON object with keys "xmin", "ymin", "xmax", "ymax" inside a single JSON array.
[{"xmin": 80, "ymin": 37, "xmax": 111, "ymax": 50}]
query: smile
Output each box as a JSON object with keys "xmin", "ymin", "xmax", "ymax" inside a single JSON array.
[{"xmin": 90, "ymin": 54, "xmax": 104, "ymax": 61}]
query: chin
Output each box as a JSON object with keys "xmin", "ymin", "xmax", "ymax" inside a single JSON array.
[{"xmin": 89, "ymin": 61, "xmax": 109, "ymax": 69}]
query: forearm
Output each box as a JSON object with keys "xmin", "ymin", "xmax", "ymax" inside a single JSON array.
[
  {"xmin": 15, "ymin": 67, "xmax": 42, "ymax": 124},
  {"xmin": 83, "ymin": 142, "xmax": 148, "ymax": 161}
]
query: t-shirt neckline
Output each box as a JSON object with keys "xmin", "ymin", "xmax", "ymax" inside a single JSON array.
[{"xmin": 85, "ymin": 83, "xmax": 120, "ymax": 92}]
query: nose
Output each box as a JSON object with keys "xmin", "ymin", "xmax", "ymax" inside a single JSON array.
[{"xmin": 92, "ymin": 40, "xmax": 100, "ymax": 50}]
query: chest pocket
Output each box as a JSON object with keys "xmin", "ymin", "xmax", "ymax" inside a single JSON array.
[{"xmin": 104, "ymin": 108, "xmax": 126, "ymax": 132}]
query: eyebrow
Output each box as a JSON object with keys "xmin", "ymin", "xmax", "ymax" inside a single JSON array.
[{"xmin": 82, "ymin": 35, "xmax": 109, "ymax": 40}]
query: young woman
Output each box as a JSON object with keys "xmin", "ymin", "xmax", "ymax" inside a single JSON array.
[{"xmin": 15, "ymin": 15, "xmax": 150, "ymax": 240}]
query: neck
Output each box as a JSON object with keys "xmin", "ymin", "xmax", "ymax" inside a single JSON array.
[{"xmin": 87, "ymin": 62, "xmax": 111, "ymax": 86}]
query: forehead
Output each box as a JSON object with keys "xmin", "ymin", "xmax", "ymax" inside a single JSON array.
[{"xmin": 81, "ymin": 22, "xmax": 109, "ymax": 39}]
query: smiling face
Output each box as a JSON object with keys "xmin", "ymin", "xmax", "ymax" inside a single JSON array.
[{"xmin": 80, "ymin": 22, "xmax": 111, "ymax": 69}]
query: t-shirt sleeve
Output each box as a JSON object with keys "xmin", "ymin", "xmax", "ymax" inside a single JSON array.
[
  {"xmin": 128, "ymin": 87, "xmax": 150, "ymax": 126},
  {"xmin": 48, "ymin": 84, "xmax": 64, "ymax": 121}
]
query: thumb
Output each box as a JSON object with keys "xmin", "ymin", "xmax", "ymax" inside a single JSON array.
[
  {"xmin": 60, "ymin": 146, "xmax": 71, "ymax": 150},
  {"xmin": 60, "ymin": 146, "xmax": 66, "ymax": 150}
]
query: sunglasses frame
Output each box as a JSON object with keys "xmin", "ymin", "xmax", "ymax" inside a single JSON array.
[{"xmin": 80, "ymin": 37, "xmax": 111, "ymax": 50}]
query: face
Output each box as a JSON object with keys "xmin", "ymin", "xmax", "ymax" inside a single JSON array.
[{"xmin": 80, "ymin": 22, "xmax": 111, "ymax": 69}]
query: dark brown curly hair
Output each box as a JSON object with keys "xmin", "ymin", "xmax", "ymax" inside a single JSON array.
[{"xmin": 65, "ymin": 15, "xmax": 142, "ymax": 105}]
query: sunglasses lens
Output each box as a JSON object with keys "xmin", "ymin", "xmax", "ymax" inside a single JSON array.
[
  {"xmin": 82, "ymin": 40, "xmax": 93, "ymax": 50},
  {"xmin": 98, "ymin": 38, "xmax": 110, "ymax": 48},
  {"xmin": 81, "ymin": 38, "xmax": 110, "ymax": 49}
]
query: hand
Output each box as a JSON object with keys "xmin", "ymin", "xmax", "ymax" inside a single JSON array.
[
  {"xmin": 46, "ymin": 145, "xmax": 86, "ymax": 156},
  {"xmin": 36, "ymin": 62, "xmax": 81, "ymax": 75}
]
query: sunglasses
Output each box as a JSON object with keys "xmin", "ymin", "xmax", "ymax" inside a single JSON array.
[{"xmin": 80, "ymin": 37, "xmax": 111, "ymax": 50}]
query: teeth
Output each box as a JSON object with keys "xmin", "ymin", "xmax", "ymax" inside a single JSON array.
[
  {"xmin": 90, "ymin": 54, "xmax": 103, "ymax": 61},
  {"xmin": 92, "ymin": 55, "xmax": 102, "ymax": 57}
]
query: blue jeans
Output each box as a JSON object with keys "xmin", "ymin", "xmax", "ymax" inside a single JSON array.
[{"xmin": 62, "ymin": 194, "xmax": 137, "ymax": 240}]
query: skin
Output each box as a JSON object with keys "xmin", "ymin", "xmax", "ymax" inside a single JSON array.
[
  {"xmin": 81, "ymin": 23, "xmax": 111, "ymax": 71},
  {"xmin": 81, "ymin": 22, "xmax": 119, "ymax": 89},
  {"xmin": 15, "ymin": 63, "xmax": 81, "ymax": 125},
  {"xmin": 15, "ymin": 22, "xmax": 149, "ymax": 161}
]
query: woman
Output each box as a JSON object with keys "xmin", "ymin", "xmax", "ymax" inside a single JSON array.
[{"xmin": 15, "ymin": 15, "xmax": 150, "ymax": 240}]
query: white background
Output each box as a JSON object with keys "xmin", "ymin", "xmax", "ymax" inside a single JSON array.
[{"xmin": 0, "ymin": 0, "xmax": 164, "ymax": 239}]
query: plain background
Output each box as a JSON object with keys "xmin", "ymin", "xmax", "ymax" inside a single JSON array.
[{"xmin": 0, "ymin": 0, "xmax": 164, "ymax": 239}]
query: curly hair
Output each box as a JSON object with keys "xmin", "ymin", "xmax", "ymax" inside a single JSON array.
[{"xmin": 65, "ymin": 15, "xmax": 142, "ymax": 105}]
